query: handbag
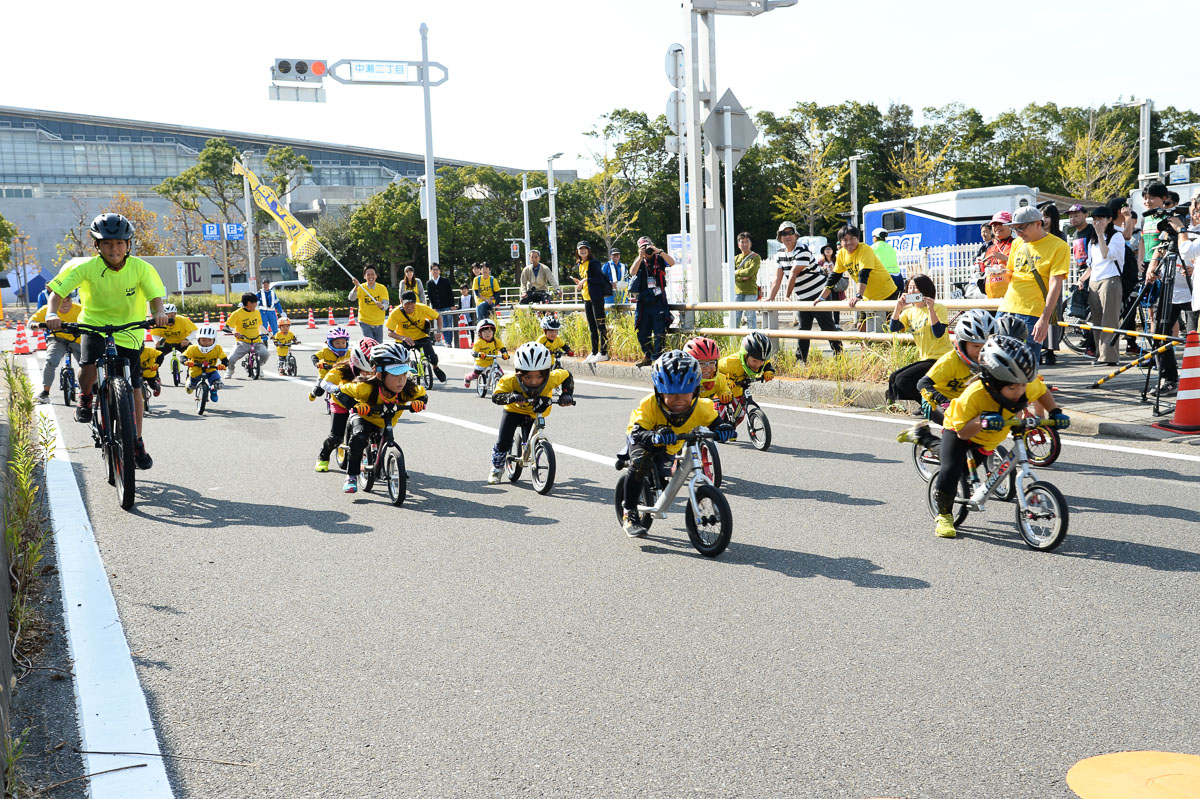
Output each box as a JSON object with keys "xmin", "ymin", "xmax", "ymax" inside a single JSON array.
[{"xmin": 1067, "ymin": 281, "xmax": 1090, "ymax": 319}]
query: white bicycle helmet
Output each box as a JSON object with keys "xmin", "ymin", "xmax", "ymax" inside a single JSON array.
[
  {"xmin": 514, "ymin": 341, "xmax": 552, "ymax": 372},
  {"xmin": 953, "ymin": 309, "xmax": 998, "ymax": 371},
  {"xmin": 350, "ymin": 337, "xmax": 379, "ymax": 374},
  {"xmin": 540, "ymin": 315, "xmax": 561, "ymax": 332},
  {"xmin": 162, "ymin": 303, "xmax": 178, "ymax": 315},
  {"xmin": 195, "ymin": 324, "xmax": 218, "ymax": 353},
  {"xmin": 476, "ymin": 317, "xmax": 497, "ymax": 335}
]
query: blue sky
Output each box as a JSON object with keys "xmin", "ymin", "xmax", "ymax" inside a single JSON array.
[{"xmin": 7, "ymin": 0, "xmax": 1193, "ymax": 176}]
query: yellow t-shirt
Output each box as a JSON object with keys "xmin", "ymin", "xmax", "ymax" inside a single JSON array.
[
  {"xmin": 717, "ymin": 353, "xmax": 775, "ymax": 398},
  {"xmin": 321, "ymin": 362, "xmax": 356, "ymax": 389},
  {"xmin": 355, "ymin": 282, "xmax": 389, "ymax": 326},
  {"xmin": 226, "ymin": 307, "xmax": 264, "ymax": 342},
  {"xmin": 150, "ymin": 315, "xmax": 198, "ymax": 345},
  {"xmin": 698, "ymin": 371, "xmax": 732, "ymax": 402},
  {"xmin": 31, "ymin": 303, "xmax": 83, "ymax": 342},
  {"xmin": 922, "ymin": 350, "xmax": 975, "ymax": 403},
  {"xmin": 273, "ymin": 330, "xmax": 297, "ymax": 354},
  {"xmin": 472, "ymin": 337, "xmax": 506, "ymax": 369},
  {"xmin": 495, "ymin": 369, "xmax": 571, "ymax": 418},
  {"xmin": 943, "ymin": 378, "xmax": 1049, "ymax": 451},
  {"xmin": 834, "ymin": 244, "xmax": 896, "ymax": 301},
  {"xmin": 627, "ymin": 393, "xmax": 719, "ymax": 456},
  {"xmin": 578, "ymin": 262, "xmax": 591, "ymax": 302},
  {"xmin": 332, "ymin": 380, "xmax": 427, "ymax": 428},
  {"xmin": 386, "ymin": 303, "xmax": 440, "ymax": 342},
  {"xmin": 472, "ymin": 276, "xmax": 500, "ymax": 302},
  {"xmin": 139, "ymin": 346, "xmax": 161, "ymax": 378},
  {"xmin": 183, "ymin": 344, "xmax": 227, "ymax": 373},
  {"xmin": 537, "ymin": 334, "xmax": 571, "ymax": 356},
  {"xmin": 1000, "ymin": 234, "xmax": 1070, "ymax": 317},
  {"xmin": 898, "ymin": 303, "xmax": 952, "ymax": 361},
  {"xmin": 313, "ymin": 346, "xmax": 343, "ymax": 376}
]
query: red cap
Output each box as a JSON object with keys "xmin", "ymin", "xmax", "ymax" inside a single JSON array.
[{"xmin": 989, "ymin": 211, "xmax": 1013, "ymax": 225}]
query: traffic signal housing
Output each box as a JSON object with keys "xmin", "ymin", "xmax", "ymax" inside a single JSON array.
[{"xmin": 273, "ymin": 59, "xmax": 327, "ymax": 83}]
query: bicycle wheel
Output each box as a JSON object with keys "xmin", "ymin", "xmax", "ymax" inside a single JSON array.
[
  {"xmin": 422, "ymin": 360, "xmax": 433, "ymax": 390},
  {"xmin": 685, "ymin": 483, "xmax": 733, "ymax": 557},
  {"xmin": 613, "ymin": 475, "xmax": 655, "ymax": 532},
  {"xmin": 1025, "ymin": 427, "xmax": 1061, "ymax": 467},
  {"xmin": 195, "ymin": 380, "xmax": 208, "ymax": 415},
  {"xmin": 476, "ymin": 373, "xmax": 488, "ymax": 398},
  {"xmin": 61, "ymin": 370, "xmax": 75, "ymax": 407},
  {"xmin": 99, "ymin": 395, "xmax": 115, "ymax": 486},
  {"xmin": 109, "ymin": 378, "xmax": 138, "ymax": 510},
  {"xmin": 747, "ymin": 406, "xmax": 772, "ymax": 451},
  {"xmin": 385, "ymin": 447, "xmax": 407, "ymax": 506},
  {"xmin": 531, "ymin": 439, "xmax": 556, "ymax": 495},
  {"xmin": 926, "ymin": 469, "xmax": 970, "ymax": 525},
  {"xmin": 251, "ymin": 356, "xmax": 261, "ymax": 380},
  {"xmin": 986, "ymin": 446, "xmax": 1016, "ymax": 502},
  {"xmin": 286, "ymin": 356, "xmax": 297, "ymax": 376},
  {"xmin": 912, "ymin": 441, "xmax": 939, "ymax": 482},
  {"xmin": 1060, "ymin": 295, "xmax": 1089, "ymax": 355},
  {"xmin": 698, "ymin": 440, "xmax": 722, "ymax": 488},
  {"xmin": 363, "ymin": 437, "xmax": 379, "ymax": 492},
  {"xmin": 171, "ymin": 355, "xmax": 182, "ymax": 386},
  {"xmin": 505, "ymin": 428, "xmax": 524, "ymax": 482},
  {"xmin": 1016, "ymin": 480, "xmax": 1069, "ymax": 551},
  {"xmin": 141, "ymin": 383, "xmax": 151, "ymax": 414}
]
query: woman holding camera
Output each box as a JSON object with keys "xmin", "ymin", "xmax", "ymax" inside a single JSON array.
[
  {"xmin": 1077, "ymin": 205, "xmax": 1125, "ymax": 366},
  {"xmin": 885, "ymin": 273, "xmax": 951, "ymax": 405}
]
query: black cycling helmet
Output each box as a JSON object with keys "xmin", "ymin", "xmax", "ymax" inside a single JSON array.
[
  {"xmin": 742, "ymin": 330, "xmax": 773, "ymax": 361},
  {"xmin": 89, "ymin": 213, "xmax": 135, "ymax": 241},
  {"xmin": 995, "ymin": 315, "xmax": 1029, "ymax": 342},
  {"xmin": 979, "ymin": 336, "xmax": 1038, "ymax": 414}
]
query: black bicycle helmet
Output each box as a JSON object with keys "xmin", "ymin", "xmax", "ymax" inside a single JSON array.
[
  {"xmin": 995, "ymin": 315, "xmax": 1029, "ymax": 343},
  {"xmin": 979, "ymin": 336, "xmax": 1038, "ymax": 413},
  {"xmin": 89, "ymin": 213, "xmax": 135, "ymax": 241},
  {"xmin": 742, "ymin": 330, "xmax": 773, "ymax": 361}
]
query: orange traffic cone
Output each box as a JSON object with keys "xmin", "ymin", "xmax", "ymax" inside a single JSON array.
[
  {"xmin": 1154, "ymin": 331, "xmax": 1200, "ymax": 433},
  {"xmin": 204, "ymin": 311, "xmax": 211, "ymax": 324},
  {"xmin": 13, "ymin": 324, "xmax": 31, "ymax": 355},
  {"xmin": 348, "ymin": 306, "xmax": 357, "ymax": 327},
  {"xmin": 307, "ymin": 307, "xmax": 317, "ymax": 329},
  {"xmin": 144, "ymin": 326, "xmax": 155, "ymax": 345},
  {"xmin": 35, "ymin": 327, "xmax": 47, "ymax": 351},
  {"xmin": 458, "ymin": 314, "xmax": 470, "ymax": 348},
  {"xmin": 326, "ymin": 307, "xmax": 335, "ymax": 326}
]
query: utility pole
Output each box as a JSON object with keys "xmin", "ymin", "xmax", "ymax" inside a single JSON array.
[
  {"xmin": 419, "ymin": 23, "xmax": 439, "ymax": 267},
  {"xmin": 547, "ymin": 153, "xmax": 563, "ymax": 287},
  {"xmin": 849, "ymin": 153, "xmax": 865, "ymax": 230},
  {"xmin": 241, "ymin": 150, "xmax": 257, "ymax": 287}
]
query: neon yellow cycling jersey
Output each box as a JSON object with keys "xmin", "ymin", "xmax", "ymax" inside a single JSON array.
[{"xmin": 46, "ymin": 255, "xmax": 166, "ymax": 348}]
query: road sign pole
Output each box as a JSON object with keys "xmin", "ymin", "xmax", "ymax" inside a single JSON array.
[
  {"xmin": 221, "ymin": 229, "xmax": 230, "ymax": 304},
  {"xmin": 420, "ymin": 23, "xmax": 439, "ymax": 269},
  {"xmin": 522, "ymin": 174, "xmax": 531, "ymax": 269},
  {"xmin": 723, "ymin": 107, "xmax": 736, "ymax": 327},
  {"xmin": 240, "ymin": 154, "xmax": 257, "ymax": 288}
]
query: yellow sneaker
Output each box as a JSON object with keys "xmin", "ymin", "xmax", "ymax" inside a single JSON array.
[
  {"xmin": 315, "ymin": 459, "xmax": 329, "ymax": 473},
  {"xmin": 935, "ymin": 514, "xmax": 957, "ymax": 538}
]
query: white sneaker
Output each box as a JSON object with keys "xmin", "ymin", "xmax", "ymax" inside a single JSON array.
[
  {"xmin": 487, "ymin": 467, "xmax": 502, "ymax": 485},
  {"xmin": 583, "ymin": 353, "xmax": 597, "ymax": 364},
  {"xmin": 593, "ymin": 353, "xmax": 610, "ymax": 363}
]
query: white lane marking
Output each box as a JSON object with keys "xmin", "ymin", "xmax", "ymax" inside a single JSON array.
[
  {"xmin": 24, "ymin": 360, "xmax": 174, "ymax": 798},
  {"xmin": 291, "ymin": 358, "xmax": 1200, "ymax": 465}
]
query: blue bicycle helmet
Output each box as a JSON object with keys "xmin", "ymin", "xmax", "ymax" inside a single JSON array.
[{"xmin": 651, "ymin": 350, "xmax": 701, "ymax": 427}]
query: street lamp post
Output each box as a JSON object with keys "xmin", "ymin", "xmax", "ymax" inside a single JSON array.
[
  {"xmin": 241, "ymin": 149, "xmax": 257, "ymax": 287},
  {"xmin": 419, "ymin": 23, "xmax": 440, "ymax": 267},
  {"xmin": 1118, "ymin": 98, "xmax": 1154, "ymax": 189},
  {"xmin": 848, "ymin": 153, "xmax": 865, "ymax": 230},
  {"xmin": 547, "ymin": 152, "xmax": 563, "ymax": 287}
]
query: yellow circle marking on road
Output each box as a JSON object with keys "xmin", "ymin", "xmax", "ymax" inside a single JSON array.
[{"xmin": 1067, "ymin": 751, "xmax": 1200, "ymax": 798}]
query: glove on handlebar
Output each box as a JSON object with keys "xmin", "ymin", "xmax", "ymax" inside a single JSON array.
[{"xmin": 979, "ymin": 412, "xmax": 1005, "ymax": 430}]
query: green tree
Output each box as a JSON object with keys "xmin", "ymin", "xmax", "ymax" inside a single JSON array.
[
  {"xmin": 888, "ymin": 141, "xmax": 958, "ymax": 197},
  {"xmin": 109, "ymin": 193, "xmax": 167, "ymax": 256},
  {"xmin": 771, "ymin": 122, "xmax": 850, "ymax": 236},
  {"xmin": 583, "ymin": 156, "xmax": 641, "ymax": 255},
  {"xmin": 1059, "ymin": 112, "xmax": 1135, "ymax": 202},
  {"xmin": 0, "ymin": 212, "xmax": 16, "ymax": 269}
]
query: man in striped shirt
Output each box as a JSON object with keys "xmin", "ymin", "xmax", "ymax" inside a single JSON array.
[{"xmin": 784, "ymin": 229, "xmax": 844, "ymax": 361}]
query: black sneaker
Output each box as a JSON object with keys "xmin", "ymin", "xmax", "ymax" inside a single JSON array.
[
  {"xmin": 134, "ymin": 442, "xmax": 153, "ymax": 470},
  {"xmin": 36, "ymin": 390, "xmax": 50, "ymax": 402},
  {"xmin": 74, "ymin": 404, "xmax": 93, "ymax": 423},
  {"xmin": 434, "ymin": 367, "xmax": 446, "ymax": 383}
]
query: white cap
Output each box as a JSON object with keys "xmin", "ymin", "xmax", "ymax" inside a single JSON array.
[{"xmin": 872, "ymin": 227, "xmax": 887, "ymax": 239}]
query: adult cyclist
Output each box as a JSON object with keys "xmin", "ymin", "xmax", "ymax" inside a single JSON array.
[{"xmin": 44, "ymin": 213, "xmax": 168, "ymax": 469}]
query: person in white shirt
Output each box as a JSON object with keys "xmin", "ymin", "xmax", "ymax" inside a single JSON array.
[
  {"xmin": 1077, "ymin": 205, "xmax": 1126, "ymax": 366},
  {"xmin": 1153, "ymin": 201, "xmax": 1200, "ymax": 392}
]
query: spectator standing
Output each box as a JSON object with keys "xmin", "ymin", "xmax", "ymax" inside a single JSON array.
[
  {"xmin": 975, "ymin": 223, "xmax": 994, "ymax": 261},
  {"xmin": 786, "ymin": 235, "xmax": 843, "ymax": 361},
  {"xmin": 872, "ymin": 228, "xmax": 903, "ymax": 293},
  {"xmin": 1141, "ymin": 183, "xmax": 1171, "ymax": 274},
  {"xmin": 601, "ymin": 248, "xmax": 629, "ymax": 306},
  {"xmin": 1066, "ymin": 203, "xmax": 1096, "ymax": 353},
  {"xmin": 1150, "ymin": 204, "xmax": 1200, "ymax": 393},
  {"xmin": 886, "ymin": 274, "xmax": 951, "ymax": 404},
  {"xmin": 427, "ymin": 263, "xmax": 456, "ymax": 346},
  {"xmin": 256, "ymin": 279, "xmax": 281, "ymax": 338},
  {"xmin": 980, "ymin": 212, "xmax": 1015, "ymax": 299},
  {"xmin": 520, "ymin": 250, "xmax": 555, "ymax": 305},
  {"xmin": 629, "ymin": 236, "xmax": 675, "ymax": 366},
  {"xmin": 1040, "ymin": 202, "xmax": 1066, "ymax": 241},
  {"xmin": 732, "ymin": 232, "xmax": 761, "ymax": 330},
  {"xmin": 349, "ymin": 266, "xmax": 389, "ymax": 342},
  {"xmin": 1078, "ymin": 205, "xmax": 1125, "ymax": 366},
  {"xmin": 572, "ymin": 242, "xmax": 611, "ymax": 362},
  {"xmin": 472, "ymin": 262, "xmax": 501, "ymax": 322},
  {"xmin": 1039, "ymin": 203, "xmax": 1067, "ymax": 363},
  {"xmin": 765, "ymin": 222, "xmax": 805, "ymax": 326},
  {"xmin": 37, "ymin": 287, "xmax": 50, "ymax": 309},
  {"xmin": 401, "ymin": 265, "xmax": 426, "ymax": 306},
  {"xmin": 457, "ymin": 285, "xmax": 475, "ymax": 344},
  {"xmin": 999, "ymin": 206, "xmax": 1070, "ymax": 361},
  {"xmin": 816, "ymin": 225, "xmax": 899, "ymax": 331}
]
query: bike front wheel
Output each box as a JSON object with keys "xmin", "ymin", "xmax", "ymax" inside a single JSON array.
[
  {"xmin": 1016, "ymin": 480, "xmax": 1069, "ymax": 551},
  {"xmin": 109, "ymin": 378, "xmax": 138, "ymax": 510},
  {"xmin": 195, "ymin": 381, "xmax": 208, "ymax": 415},
  {"xmin": 476, "ymin": 374, "xmax": 488, "ymax": 398},
  {"xmin": 422, "ymin": 360, "xmax": 433, "ymax": 390},
  {"xmin": 61, "ymin": 371, "xmax": 77, "ymax": 407},
  {"xmin": 531, "ymin": 439, "xmax": 556, "ymax": 495},
  {"xmin": 698, "ymin": 440, "xmax": 722, "ymax": 488},
  {"xmin": 747, "ymin": 406, "xmax": 771, "ymax": 451},
  {"xmin": 171, "ymin": 356, "xmax": 182, "ymax": 386},
  {"xmin": 385, "ymin": 447, "xmax": 407, "ymax": 506},
  {"xmin": 1025, "ymin": 427, "xmax": 1061, "ymax": 467},
  {"xmin": 685, "ymin": 483, "xmax": 733, "ymax": 557}
]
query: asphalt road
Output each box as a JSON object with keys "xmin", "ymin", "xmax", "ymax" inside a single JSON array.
[{"xmin": 34, "ymin": 344, "xmax": 1200, "ymax": 799}]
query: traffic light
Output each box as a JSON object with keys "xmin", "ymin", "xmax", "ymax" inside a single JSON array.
[
  {"xmin": 273, "ymin": 59, "xmax": 327, "ymax": 83},
  {"xmin": 510, "ymin": 242, "xmax": 521, "ymax": 259}
]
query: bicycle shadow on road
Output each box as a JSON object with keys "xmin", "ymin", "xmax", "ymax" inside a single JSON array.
[
  {"xmin": 637, "ymin": 537, "xmax": 931, "ymax": 589},
  {"xmin": 131, "ymin": 480, "xmax": 373, "ymax": 535},
  {"xmin": 721, "ymin": 477, "xmax": 888, "ymax": 507},
  {"xmin": 1051, "ymin": 460, "xmax": 1200, "ymax": 486},
  {"xmin": 397, "ymin": 473, "xmax": 559, "ymax": 525},
  {"xmin": 963, "ymin": 524, "xmax": 1200, "ymax": 571},
  {"xmin": 751, "ymin": 443, "xmax": 903, "ymax": 466}
]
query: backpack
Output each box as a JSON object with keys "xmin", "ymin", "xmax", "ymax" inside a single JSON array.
[{"xmin": 1120, "ymin": 243, "xmax": 1138, "ymax": 297}]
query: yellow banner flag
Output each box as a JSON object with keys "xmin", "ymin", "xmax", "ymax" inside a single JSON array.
[{"xmin": 233, "ymin": 160, "xmax": 322, "ymax": 261}]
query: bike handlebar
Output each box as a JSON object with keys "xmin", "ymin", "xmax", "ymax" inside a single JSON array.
[{"xmin": 60, "ymin": 319, "xmax": 154, "ymax": 336}]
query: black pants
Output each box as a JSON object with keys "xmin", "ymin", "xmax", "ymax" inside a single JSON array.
[
  {"xmin": 319, "ymin": 412, "xmax": 350, "ymax": 460},
  {"xmin": 412, "ymin": 336, "xmax": 439, "ymax": 367},
  {"xmin": 796, "ymin": 311, "xmax": 844, "ymax": 360},
  {"xmin": 636, "ymin": 302, "xmax": 669, "ymax": 358},
  {"xmin": 585, "ymin": 295, "xmax": 609, "ymax": 355},
  {"xmin": 622, "ymin": 440, "xmax": 669, "ymax": 513},
  {"xmin": 1156, "ymin": 302, "xmax": 1200, "ymax": 381},
  {"xmin": 887, "ymin": 358, "xmax": 937, "ymax": 402},
  {"xmin": 346, "ymin": 415, "xmax": 383, "ymax": 477},
  {"xmin": 491, "ymin": 411, "xmax": 534, "ymax": 468},
  {"xmin": 933, "ymin": 430, "xmax": 973, "ymax": 514},
  {"xmin": 79, "ymin": 333, "xmax": 144, "ymax": 388}
]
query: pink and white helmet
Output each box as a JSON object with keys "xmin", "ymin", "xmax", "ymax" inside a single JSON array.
[{"xmin": 350, "ymin": 337, "xmax": 379, "ymax": 374}]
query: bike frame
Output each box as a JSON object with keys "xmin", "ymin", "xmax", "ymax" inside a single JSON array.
[
  {"xmin": 958, "ymin": 424, "xmax": 1049, "ymax": 515},
  {"xmin": 635, "ymin": 433, "xmax": 715, "ymax": 520}
]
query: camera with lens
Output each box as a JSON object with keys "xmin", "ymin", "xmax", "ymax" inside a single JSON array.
[{"xmin": 1156, "ymin": 206, "xmax": 1191, "ymax": 235}]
